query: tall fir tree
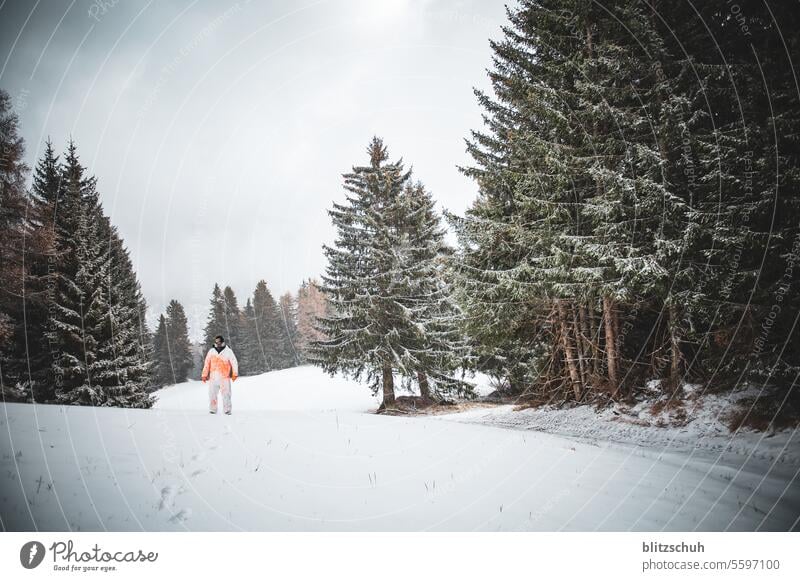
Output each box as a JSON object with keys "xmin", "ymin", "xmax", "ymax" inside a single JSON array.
[
  {"xmin": 449, "ymin": 0, "xmax": 700, "ymax": 400},
  {"xmin": 0, "ymin": 89, "xmax": 31, "ymax": 401},
  {"xmin": 314, "ymin": 138, "xmax": 402, "ymax": 407},
  {"xmin": 395, "ymin": 181, "xmax": 472, "ymax": 399},
  {"xmin": 239, "ymin": 297, "xmax": 262, "ymax": 375},
  {"xmin": 279, "ymin": 292, "xmax": 300, "ymax": 367},
  {"xmin": 314, "ymin": 137, "xmax": 461, "ymax": 409},
  {"xmin": 250, "ymin": 280, "xmax": 290, "ymax": 372},
  {"xmin": 449, "ymin": 0, "xmax": 800, "ymax": 403},
  {"xmin": 202, "ymin": 283, "xmax": 227, "ymax": 349},
  {"xmin": 222, "ymin": 286, "xmax": 243, "ymax": 354},
  {"xmin": 152, "ymin": 314, "xmax": 172, "ymax": 387},
  {"xmin": 153, "ymin": 300, "xmax": 193, "ymax": 386},
  {"xmin": 46, "ymin": 141, "xmax": 98, "ymax": 400},
  {"xmin": 24, "ymin": 138, "xmax": 63, "ymax": 401},
  {"xmin": 46, "ymin": 141, "xmax": 153, "ymax": 407},
  {"xmin": 296, "ymin": 278, "xmax": 328, "ymax": 362},
  {"xmin": 165, "ymin": 299, "xmax": 193, "ymax": 383},
  {"xmin": 97, "ymin": 217, "xmax": 154, "ymax": 405}
]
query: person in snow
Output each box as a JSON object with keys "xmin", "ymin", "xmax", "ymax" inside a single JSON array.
[{"xmin": 201, "ymin": 335, "xmax": 239, "ymax": 414}]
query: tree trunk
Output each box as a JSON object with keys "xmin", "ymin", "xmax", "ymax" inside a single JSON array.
[
  {"xmin": 587, "ymin": 299, "xmax": 600, "ymax": 376},
  {"xmin": 668, "ymin": 303, "xmax": 682, "ymax": 394},
  {"xmin": 603, "ymin": 295, "xmax": 619, "ymax": 396},
  {"xmin": 417, "ymin": 371, "xmax": 431, "ymax": 399},
  {"xmin": 557, "ymin": 299, "xmax": 582, "ymax": 400},
  {"xmin": 381, "ymin": 362, "xmax": 395, "ymax": 409},
  {"xmin": 571, "ymin": 304, "xmax": 587, "ymax": 388}
]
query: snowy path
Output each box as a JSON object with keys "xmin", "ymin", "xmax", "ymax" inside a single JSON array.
[{"xmin": 1, "ymin": 366, "xmax": 798, "ymax": 531}]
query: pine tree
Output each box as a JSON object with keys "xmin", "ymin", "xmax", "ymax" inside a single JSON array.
[
  {"xmin": 202, "ymin": 283, "xmax": 227, "ymax": 350},
  {"xmin": 314, "ymin": 137, "xmax": 443, "ymax": 409},
  {"xmin": 47, "ymin": 141, "xmax": 97, "ymax": 401},
  {"xmin": 250, "ymin": 280, "xmax": 289, "ymax": 371},
  {"xmin": 684, "ymin": 3, "xmax": 800, "ymax": 389},
  {"xmin": 153, "ymin": 301, "xmax": 193, "ymax": 386},
  {"xmin": 46, "ymin": 141, "xmax": 153, "ymax": 407},
  {"xmin": 279, "ymin": 292, "xmax": 300, "ymax": 367},
  {"xmin": 239, "ymin": 297, "xmax": 262, "ymax": 375},
  {"xmin": 99, "ymin": 218, "xmax": 154, "ymax": 405},
  {"xmin": 392, "ymin": 181, "xmax": 472, "ymax": 399},
  {"xmin": 24, "ymin": 138, "xmax": 63, "ymax": 401},
  {"xmin": 449, "ymin": 0, "xmax": 693, "ymax": 400},
  {"xmin": 314, "ymin": 138, "xmax": 401, "ymax": 407},
  {"xmin": 0, "ymin": 89, "xmax": 31, "ymax": 401},
  {"xmin": 222, "ymin": 286, "xmax": 243, "ymax": 353},
  {"xmin": 165, "ymin": 299, "xmax": 193, "ymax": 383},
  {"xmin": 296, "ymin": 278, "xmax": 328, "ymax": 362},
  {"xmin": 152, "ymin": 314, "xmax": 172, "ymax": 387}
]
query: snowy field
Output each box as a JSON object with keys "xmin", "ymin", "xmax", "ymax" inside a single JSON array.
[{"xmin": 1, "ymin": 366, "xmax": 798, "ymax": 531}]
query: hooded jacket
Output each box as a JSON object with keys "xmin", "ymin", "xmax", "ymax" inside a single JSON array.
[{"xmin": 202, "ymin": 345, "xmax": 239, "ymax": 381}]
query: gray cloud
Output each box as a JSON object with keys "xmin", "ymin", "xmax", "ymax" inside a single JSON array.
[{"xmin": 0, "ymin": 0, "xmax": 506, "ymax": 339}]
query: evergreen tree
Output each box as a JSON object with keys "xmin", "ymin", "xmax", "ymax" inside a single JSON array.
[
  {"xmin": 279, "ymin": 292, "xmax": 300, "ymax": 367},
  {"xmin": 46, "ymin": 142, "xmax": 153, "ymax": 407},
  {"xmin": 449, "ymin": 0, "xmax": 800, "ymax": 403},
  {"xmin": 152, "ymin": 314, "xmax": 172, "ymax": 387},
  {"xmin": 250, "ymin": 280, "xmax": 289, "ymax": 371},
  {"xmin": 190, "ymin": 340, "xmax": 205, "ymax": 380},
  {"xmin": 313, "ymin": 138, "xmax": 402, "ymax": 407},
  {"xmin": 314, "ymin": 137, "xmax": 450, "ymax": 409},
  {"xmin": 296, "ymin": 278, "xmax": 328, "ymax": 362},
  {"xmin": 165, "ymin": 299, "xmax": 193, "ymax": 383},
  {"xmin": 24, "ymin": 138, "xmax": 63, "ymax": 400},
  {"xmin": 239, "ymin": 297, "xmax": 262, "ymax": 375},
  {"xmin": 393, "ymin": 181, "xmax": 472, "ymax": 399},
  {"xmin": 47, "ymin": 141, "xmax": 97, "ymax": 401},
  {"xmin": 99, "ymin": 217, "xmax": 154, "ymax": 405},
  {"xmin": 681, "ymin": 2, "xmax": 800, "ymax": 388},
  {"xmin": 202, "ymin": 283, "xmax": 227, "ymax": 350},
  {"xmin": 153, "ymin": 300, "xmax": 193, "ymax": 386},
  {"xmin": 0, "ymin": 89, "xmax": 31, "ymax": 401},
  {"xmin": 449, "ymin": 0, "xmax": 694, "ymax": 400},
  {"xmin": 222, "ymin": 286, "xmax": 243, "ymax": 354}
]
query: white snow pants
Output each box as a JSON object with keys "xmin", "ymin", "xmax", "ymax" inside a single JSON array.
[{"xmin": 208, "ymin": 376, "xmax": 232, "ymax": 413}]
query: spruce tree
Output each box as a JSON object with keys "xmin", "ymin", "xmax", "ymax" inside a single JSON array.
[
  {"xmin": 296, "ymin": 279, "xmax": 328, "ymax": 362},
  {"xmin": 165, "ymin": 299, "xmax": 193, "ymax": 383},
  {"xmin": 47, "ymin": 142, "xmax": 153, "ymax": 407},
  {"xmin": 152, "ymin": 314, "xmax": 172, "ymax": 387},
  {"xmin": 392, "ymin": 181, "xmax": 472, "ymax": 399},
  {"xmin": 239, "ymin": 297, "xmax": 262, "ymax": 375},
  {"xmin": 449, "ymin": 0, "xmax": 690, "ymax": 400},
  {"xmin": 222, "ymin": 286, "xmax": 243, "ymax": 353},
  {"xmin": 100, "ymin": 218, "xmax": 154, "ymax": 405},
  {"xmin": 202, "ymin": 283, "xmax": 227, "ymax": 350},
  {"xmin": 0, "ymin": 89, "xmax": 31, "ymax": 401},
  {"xmin": 24, "ymin": 138, "xmax": 63, "ymax": 401},
  {"xmin": 312, "ymin": 137, "xmax": 466, "ymax": 409},
  {"xmin": 250, "ymin": 280, "xmax": 288, "ymax": 371},
  {"xmin": 47, "ymin": 141, "xmax": 97, "ymax": 400},
  {"xmin": 279, "ymin": 292, "xmax": 300, "ymax": 367}
]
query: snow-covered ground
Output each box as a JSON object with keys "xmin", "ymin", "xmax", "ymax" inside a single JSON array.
[{"xmin": 1, "ymin": 366, "xmax": 798, "ymax": 531}]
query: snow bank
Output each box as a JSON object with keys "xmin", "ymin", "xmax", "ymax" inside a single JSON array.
[{"xmin": 442, "ymin": 388, "xmax": 800, "ymax": 466}]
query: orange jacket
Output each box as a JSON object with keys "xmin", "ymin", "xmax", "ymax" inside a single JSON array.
[{"xmin": 201, "ymin": 346, "xmax": 239, "ymax": 381}]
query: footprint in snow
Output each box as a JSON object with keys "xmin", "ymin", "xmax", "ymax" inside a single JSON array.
[
  {"xmin": 158, "ymin": 485, "xmax": 180, "ymax": 510},
  {"xmin": 169, "ymin": 508, "xmax": 192, "ymax": 524},
  {"xmin": 190, "ymin": 468, "xmax": 205, "ymax": 478}
]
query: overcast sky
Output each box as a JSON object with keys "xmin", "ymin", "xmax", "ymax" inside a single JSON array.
[{"xmin": 0, "ymin": 0, "xmax": 507, "ymax": 340}]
